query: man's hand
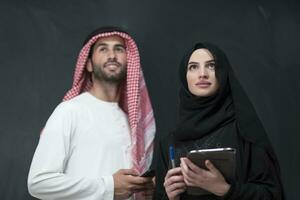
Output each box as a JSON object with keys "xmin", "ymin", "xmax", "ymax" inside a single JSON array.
[
  {"xmin": 138, "ymin": 177, "xmax": 155, "ymax": 200},
  {"xmin": 113, "ymin": 169, "xmax": 153, "ymax": 200},
  {"xmin": 164, "ymin": 167, "xmax": 186, "ymax": 200},
  {"xmin": 181, "ymin": 158, "xmax": 230, "ymax": 196}
]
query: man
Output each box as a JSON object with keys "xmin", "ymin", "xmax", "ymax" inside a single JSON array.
[{"xmin": 28, "ymin": 27, "xmax": 156, "ymax": 200}]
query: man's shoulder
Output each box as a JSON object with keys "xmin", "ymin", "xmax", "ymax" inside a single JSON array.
[{"xmin": 54, "ymin": 93, "xmax": 90, "ymax": 114}]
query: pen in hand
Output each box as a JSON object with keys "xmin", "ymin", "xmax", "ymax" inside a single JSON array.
[{"xmin": 169, "ymin": 145, "xmax": 176, "ymax": 168}]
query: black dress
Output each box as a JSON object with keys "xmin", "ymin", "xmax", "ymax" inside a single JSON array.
[{"xmin": 153, "ymin": 42, "xmax": 285, "ymax": 200}]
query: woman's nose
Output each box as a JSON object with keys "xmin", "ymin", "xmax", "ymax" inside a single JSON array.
[{"xmin": 198, "ymin": 67, "xmax": 208, "ymax": 78}]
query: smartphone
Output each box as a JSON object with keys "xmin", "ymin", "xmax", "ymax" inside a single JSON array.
[{"xmin": 140, "ymin": 169, "xmax": 155, "ymax": 177}]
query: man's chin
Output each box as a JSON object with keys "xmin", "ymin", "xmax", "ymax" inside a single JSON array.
[
  {"xmin": 101, "ymin": 74, "xmax": 126, "ymax": 83},
  {"xmin": 93, "ymin": 69, "xmax": 126, "ymax": 83}
]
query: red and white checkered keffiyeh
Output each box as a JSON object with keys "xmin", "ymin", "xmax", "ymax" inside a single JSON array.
[{"xmin": 63, "ymin": 31, "xmax": 156, "ymax": 174}]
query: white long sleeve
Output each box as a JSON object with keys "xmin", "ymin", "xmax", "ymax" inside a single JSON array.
[{"xmin": 28, "ymin": 93, "xmax": 132, "ymax": 200}]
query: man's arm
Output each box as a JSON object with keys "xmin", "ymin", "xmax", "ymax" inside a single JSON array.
[{"xmin": 28, "ymin": 103, "xmax": 114, "ymax": 200}]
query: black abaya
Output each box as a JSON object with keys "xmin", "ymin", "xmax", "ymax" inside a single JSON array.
[{"xmin": 153, "ymin": 42, "xmax": 284, "ymax": 200}]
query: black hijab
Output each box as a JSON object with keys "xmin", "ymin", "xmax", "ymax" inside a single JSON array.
[{"xmin": 174, "ymin": 42, "xmax": 275, "ymax": 154}]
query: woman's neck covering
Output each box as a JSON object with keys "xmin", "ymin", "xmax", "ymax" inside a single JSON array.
[{"xmin": 63, "ymin": 27, "xmax": 156, "ymax": 174}]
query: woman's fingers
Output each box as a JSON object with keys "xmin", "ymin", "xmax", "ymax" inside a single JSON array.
[
  {"xmin": 165, "ymin": 181, "xmax": 186, "ymax": 199},
  {"xmin": 165, "ymin": 167, "xmax": 182, "ymax": 180},
  {"xmin": 205, "ymin": 160, "xmax": 220, "ymax": 175},
  {"xmin": 183, "ymin": 157, "xmax": 206, "ymax": 173},
  {"xmin": 181, "ymin": 158, "xmax": 204, "ymax": 177},
  {"xmin": 168, "ymin": 188, "xmax": 186, "ymax": 199},
  {"xmin": 164, "ymin": 167, "xmax": 186, "ymax": 199},
  {"xmin": 164, "ymin": 173, "xmax": 184, "ymax": 187},
  {"xmin": 165, "ymin": 182, "xmax": 186, "ymax": 192}
]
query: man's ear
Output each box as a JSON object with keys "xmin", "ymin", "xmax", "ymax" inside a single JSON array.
[{"xmin": 86, "ymin": 58, "xmax": 93, "ymax": 72}]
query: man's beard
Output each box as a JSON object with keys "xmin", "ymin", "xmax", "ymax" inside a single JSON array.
[{"xmin": 91, "ymin": 59, "xmax": 127, "ymax": 83}]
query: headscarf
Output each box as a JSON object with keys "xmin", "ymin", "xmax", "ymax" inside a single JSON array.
[
  {"xmin": 175, "ymin": 43, "xmax": 235, "ymax": 141},
  {"xmin": 175, "ymin": 42, "xmax": 273, "ymax": 152},
  {"xmin": 63, "ymin": 27, "xmax": 156, "ymax": 174}
]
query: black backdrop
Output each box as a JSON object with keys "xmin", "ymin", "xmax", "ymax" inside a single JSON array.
[{"xmin": 0, "ymin": 0, "xmax": 299, "ymax": 199}]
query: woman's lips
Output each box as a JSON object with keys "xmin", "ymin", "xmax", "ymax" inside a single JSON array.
[{"xmin": 195, "ymin": 81, "xmax": 211, "ymax": 88}]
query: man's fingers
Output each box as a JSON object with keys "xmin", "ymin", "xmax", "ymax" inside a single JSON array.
[
  {"xmin": 121, "ymin": 169, "xmax": 139, "ymax": 176},
  {"xmin": 127, "ymin": 176, "xmax": 154, "ymax": 186},
  {"xmin": 128, "ymin": 183, "xmax": 147, "ymax": 191},
  {"xmin": 144, "ymin": 188, "xmax": 154, "ymax": 195},
  {"xmin": 139, "ymin": 189, "xmax": 154, "ymax": 200}
]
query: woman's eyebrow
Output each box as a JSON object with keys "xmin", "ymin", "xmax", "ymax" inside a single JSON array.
[
  {"xmin": 188, "ymin": 61, "xmax": 199, "ymax": 65},
  {"xmin": 206, "ymin": 60, "xmax": 215, "ymax": 63}
]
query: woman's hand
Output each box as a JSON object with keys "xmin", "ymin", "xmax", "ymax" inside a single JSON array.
[
  {"xmin": 180, "ymin": 158, "xmax": 230, "ymax": 196},
  {"xmin": 164, "ymin": 167, "xmax": 186, "ymax": 200}
]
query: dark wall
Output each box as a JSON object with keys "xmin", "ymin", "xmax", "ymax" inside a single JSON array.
[{"xmin": 0, "ymin": 0, "xmax": 299, "ymax": 199}]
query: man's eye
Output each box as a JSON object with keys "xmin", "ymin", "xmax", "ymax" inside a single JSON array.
[
  {"xmin": 99, "ymin": 47, "xmax": 107, "ymax": 52},
  {"xmin": 115, "ymin": 47, "xmax": 125, "ymax": 52}
]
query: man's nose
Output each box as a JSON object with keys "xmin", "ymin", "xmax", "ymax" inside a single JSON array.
[{"xmin": 107, "ymin": 49, "xmax": 116, "ymax": 59}]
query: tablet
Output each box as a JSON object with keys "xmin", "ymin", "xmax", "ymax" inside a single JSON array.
[{"xmin": 186, "ymin": 147, "xmax": 236, "ymax": 195}]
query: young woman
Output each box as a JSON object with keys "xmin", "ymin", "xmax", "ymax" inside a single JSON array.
[{"xmin": 154, "ymin": 42, "xmax": 285, "ymax": 200}]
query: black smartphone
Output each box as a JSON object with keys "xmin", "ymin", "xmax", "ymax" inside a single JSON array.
[{"xmin": 140, "ymin": 169, "xmax": 155, "ymax": 177}]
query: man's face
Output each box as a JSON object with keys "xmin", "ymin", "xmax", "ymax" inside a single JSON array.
[
  {"xmin": 186, "ymin": 48, "xmax": 219, "ymax": 97},
  {"xmin": 87, "ymin": 35, "xmax": 127, "ymax": 83}
]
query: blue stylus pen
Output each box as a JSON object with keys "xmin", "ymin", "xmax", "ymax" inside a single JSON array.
[{"xmin": 169, "ymin": 145, "xmax": 176, "ymax": 168}]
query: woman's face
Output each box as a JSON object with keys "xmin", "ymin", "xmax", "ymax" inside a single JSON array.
[{"xmin": 186, "ymin": 48, "xmax": 219, "ymax": 97}]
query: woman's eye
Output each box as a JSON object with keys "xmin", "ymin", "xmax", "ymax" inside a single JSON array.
[
  {"xmin": 188, "ymin": 65, "xmax": 198, "ymax": 70},
  {"xmin": 207, "ymin": 63, "xmax": 215, "ymax": 70}
]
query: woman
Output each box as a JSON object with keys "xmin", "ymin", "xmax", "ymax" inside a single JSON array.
[{"xmin": 153, "ymin": 42, "xmax": 285, "ymax": 200}]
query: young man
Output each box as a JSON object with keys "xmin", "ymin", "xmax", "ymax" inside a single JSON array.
[{"xmin": 28, "ymin": 27, "xmax": 156, "ymax": 200}]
